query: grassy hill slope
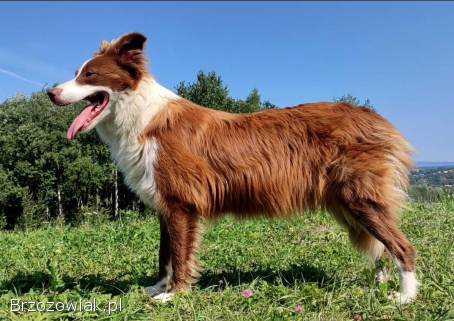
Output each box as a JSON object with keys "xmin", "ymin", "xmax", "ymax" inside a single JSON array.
[{"xmin": 0, "ymin": 200, "xmax": 453, "ymax": 321}]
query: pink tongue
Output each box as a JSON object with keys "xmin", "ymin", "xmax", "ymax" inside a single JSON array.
[{"xmin": 67, "ymin": 104, "xmax": 96, "ymax": 141}]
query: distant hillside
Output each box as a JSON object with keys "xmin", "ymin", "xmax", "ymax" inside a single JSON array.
[
  {"xmin": 416, "ymin": 161, "xmax": 454, "ymax": 168},
  {"xmin": 411, "ymin": 165, "xmax": 454, "ymax": 189}
]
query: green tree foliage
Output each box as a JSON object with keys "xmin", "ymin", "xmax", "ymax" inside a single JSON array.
[
  {"xmin": 0, "ymin": 167, "xmax": 21, "ymax": 229},
  {"xmin": 176, "ymin": 71, "xmax": 275, "ymax": 113},
  {"xmin": 0, "ymin": 92, "xmax": 139, "ymax": 229},
  {"xmin": 333, "ymin": 93, "xmax": 375, "ymax": 111},
  {"xmin": 176, "ymin": 71, "xmax": 231, "ymax": 111}
]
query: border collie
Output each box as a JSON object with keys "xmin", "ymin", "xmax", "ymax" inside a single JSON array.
[{"xmin": 48, "ymin": 32, "xmax": 418, "ymax": 303}]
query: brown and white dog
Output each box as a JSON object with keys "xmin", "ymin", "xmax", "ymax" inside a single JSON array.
[{"xmin": 48, "ymin": 32, "xmax": 418, "ymax": 303}]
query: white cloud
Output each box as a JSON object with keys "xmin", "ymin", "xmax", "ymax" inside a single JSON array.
[
  {"xmin": 0, "ymin": 67, "xmax": 44, "ymax": 87},
  {"xmin": 0, "ymin": 47, "xmax": 72, "ymax": 83}
]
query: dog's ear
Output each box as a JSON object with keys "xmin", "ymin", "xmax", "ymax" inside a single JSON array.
[{"xmin": 114, "ymin": 33, "xmax": 147, "ymax": 77}]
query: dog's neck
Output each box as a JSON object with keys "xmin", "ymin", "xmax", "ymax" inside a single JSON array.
[
  {"xmin": 93, "ymin": 76, "xmax": 178, "ymax": 207},
  {"xmin": 96, "ymin": 76, "xmax": 178, "ymax": 150}
]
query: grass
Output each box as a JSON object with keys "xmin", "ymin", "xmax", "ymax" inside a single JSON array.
[{"xmin": 0, "ymin": 200, "xmax": 453, "ymax": 321}]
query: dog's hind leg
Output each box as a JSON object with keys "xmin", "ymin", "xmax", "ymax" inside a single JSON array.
[
  {"xmin": 374, "ymin": 250, "xmax": 392, "ymax": 283},
  {"xmin": 346, "ymin": 222, "xmax": 392, "ymax": 283},
  {"xmin": 328, "ymin": 205, "xmax": 389, "ymax": 282},
  {"xmin": 339, "ymin": 195, "xmax": 418, "ymax": 304}
]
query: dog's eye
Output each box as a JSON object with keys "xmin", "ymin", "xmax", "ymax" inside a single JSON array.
[{"xmin": 85, "ymin": 71, "xmax": 96, "ymax": 77}]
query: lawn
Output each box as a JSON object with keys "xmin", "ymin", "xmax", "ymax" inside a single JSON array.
[{"xmin": 0, "ymin": 200, "xmax": 453, "ymax": 321}]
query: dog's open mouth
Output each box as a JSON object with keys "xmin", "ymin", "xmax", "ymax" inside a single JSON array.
[{"xmin": 67, "ymin": 91, "xmax": 110, "ymax": 141}]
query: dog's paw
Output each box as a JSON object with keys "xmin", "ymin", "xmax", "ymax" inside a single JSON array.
[
  {"xmin": 375, "ymin": 268, "xmax": 390, "ymax": 283},
  {"xmin": 388, "ymin": 291, "xmax": 417, "ymax": 304},
  {"xmin": 152, "ymin": 292, "xmax": 175, "ymax": 303},
  {"xmin": 144, "ymin": 285, "xmax": 165, "ymax": 297},
  {"xmin": 144, "ymin": 278, "xmax": 169, "ymax": 296}
]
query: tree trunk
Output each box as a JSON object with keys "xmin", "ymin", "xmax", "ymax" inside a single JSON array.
[
  {"xmin": 113, "ymin": 167, "xmax": 119, "ymax": 218},
  {"xmin": 57, "ymin": 184, "xmax": 63, "ymax": 220},
  {"xmin": 96, "ymin": 190, "xmax": 99, "ymax": 212}
]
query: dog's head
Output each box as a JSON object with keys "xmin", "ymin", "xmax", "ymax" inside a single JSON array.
[{"xmin": 47, "ymin": 32, "xmax": 148, "ymax": 140}]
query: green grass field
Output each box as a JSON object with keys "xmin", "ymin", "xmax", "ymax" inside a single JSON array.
[{"xmin": 0, "ymin": 200, "xmax": 453, "ymax": 321}]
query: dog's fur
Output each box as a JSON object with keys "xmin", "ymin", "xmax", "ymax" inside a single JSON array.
[{"xmin": 48, "ymin": 32, "xmax": 419, "ymax": 303}]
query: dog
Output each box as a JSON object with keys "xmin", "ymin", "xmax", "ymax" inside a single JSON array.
[{"xmin": 48, "ymin": 32, "xmax": 418, "ymax": 303}]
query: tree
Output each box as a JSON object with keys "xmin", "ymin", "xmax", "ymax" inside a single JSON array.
[
  {"xmin": 0, "ymin": 167, "xmax": 22, "ymax": 228},
  {"xmin": 333, "ymin": 94, "xmax": 375, "ymax": 111},
  {"xmin": 0, "ymin": 92, "xmax": 140, "ymax": 229},
  {"xmin": 176, "ymin": 71, "xmax": 275, "ymax": 113},
  {"xmin": 176, "ymin": 71, "xmax": 231, "ymax": 111}
]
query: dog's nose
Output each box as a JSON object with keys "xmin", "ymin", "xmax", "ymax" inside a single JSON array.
[{"xmin": 47, "ymin": 87, "xmax": 62, "ymax": 102}]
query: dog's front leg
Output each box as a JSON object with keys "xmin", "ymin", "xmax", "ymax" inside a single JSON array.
[
  {"xmin": 151, "ymin": 208, "xmax": 201, "ymax": 303},
  {"xmin": 145, "ymin": 215, "xmax": 172, "ymax": 297}
]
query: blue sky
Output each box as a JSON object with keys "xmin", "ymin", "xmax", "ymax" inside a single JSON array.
[{"xmin": 0, "ymin": 1, "xmax": 453, "ymax": 161}]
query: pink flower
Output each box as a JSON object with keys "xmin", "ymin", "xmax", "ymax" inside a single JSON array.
[
  {"xmin": 295, "ymin": 304, "xmax": 304, "ymax": 313},
  {"xmin": 241, "ymin": 289, "xmax": 254, "ymax": 298}
]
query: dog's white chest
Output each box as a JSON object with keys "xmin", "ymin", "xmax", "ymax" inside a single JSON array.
[{"xmin": 117, "ymin": 139, "xmax": 159, "ymax": 207}]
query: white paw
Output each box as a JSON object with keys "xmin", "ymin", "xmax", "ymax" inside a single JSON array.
[
  {"xmin": 389, "ymin": 270, "xmax": 419, "ymax": 304},
  {"xmin": 375, "ymin": 269, "xmax": 390, "ymax": 283},
  {"xmin": 388, "ymin": 291, "xmax": 417, "ymax": 304},
  {"xmin": 153, "ymin": 292, "xmax": 175, "ymax": 303}
]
